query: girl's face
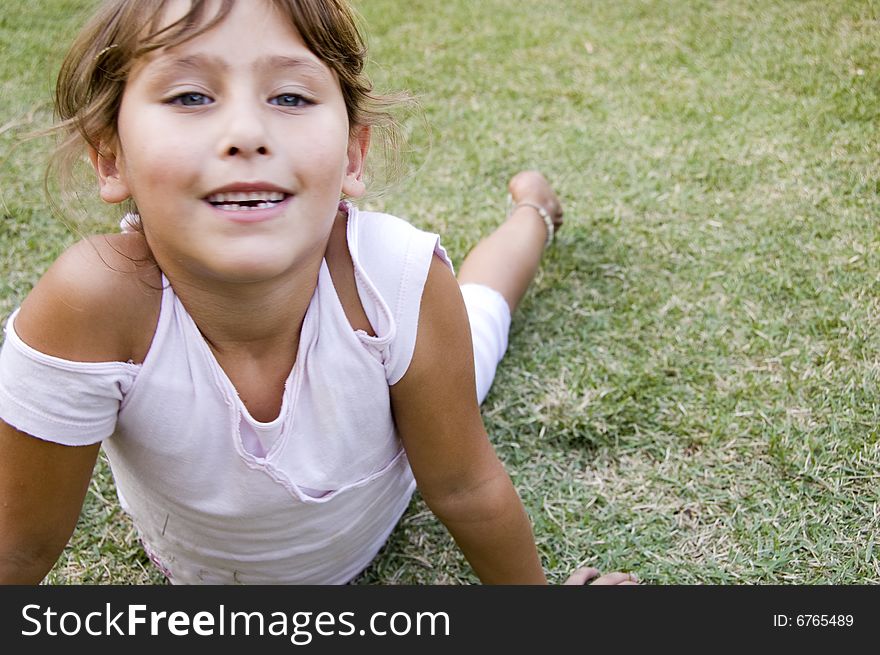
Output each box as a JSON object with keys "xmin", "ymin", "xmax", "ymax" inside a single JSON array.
[{"xmin": 95, "ymin": 0, "xmax": 368, "ymax": 285}]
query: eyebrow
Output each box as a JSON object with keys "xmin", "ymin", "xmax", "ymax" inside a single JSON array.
[
  {"xmin": 262, "ymin": 55, "xmax": 331, "ymax": 80},
  {"xmin": 148, "ymin": 54, "xmax": 227, "ymax": 78},
  {"xmin": 147, "ymin": 54, "xmax": 331, "ymax": 82}
]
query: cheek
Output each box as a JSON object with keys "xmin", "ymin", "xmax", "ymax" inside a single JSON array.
[
  {"xmin": 293, "ymin": 113, "xmax": 352, "ymax": 179},
  {"xmin": 119, "ymin": 137, "xmax": 201, "ymax": 199},
  {"xmin": 116, "ymin": 106, "xmax": 200, "ymax": 194}
]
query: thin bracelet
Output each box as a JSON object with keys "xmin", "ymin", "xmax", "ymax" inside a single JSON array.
[{"xmin": 510, "ymin": 201, "xmax": 555, "ymax": 247}]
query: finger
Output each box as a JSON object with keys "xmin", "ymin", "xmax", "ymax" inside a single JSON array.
[
  {"xmin": 563, "ymin": 567, "xmax": 601, "ymax": 585},
  {"xmin": 590, "ymin": 572, "xmax": 638, "ymax": 586}
]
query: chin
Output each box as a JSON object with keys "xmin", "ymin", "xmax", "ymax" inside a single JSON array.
[{"xmin": 205, "ymin": 242, "xmax": 305, "ymax": 281}]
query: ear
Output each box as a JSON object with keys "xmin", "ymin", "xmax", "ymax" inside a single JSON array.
[
  {"xmin": 88, "ymin": 143, "xmax": 131, "ymax": 204},
  {"xmin": 341, "ymin": 125, "xmax": 371, "ymax": 199}
]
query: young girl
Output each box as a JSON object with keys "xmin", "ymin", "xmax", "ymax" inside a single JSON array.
[{"xmin": 0, "ymin": 0, "xmax": 634, "ymax": 586}]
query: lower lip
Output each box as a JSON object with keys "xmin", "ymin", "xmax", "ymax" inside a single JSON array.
[{"xmin": 205, "ymin": 195, "xmax": 293, "ymax": 224}]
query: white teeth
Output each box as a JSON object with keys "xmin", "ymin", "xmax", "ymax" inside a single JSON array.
[
  {"xmin": 206, "ymin": 191, "xmax": 287, "ymax": 205},
  {"xmin": 212, "ymin": 201, "xmax": 280, "ymax": 211}
]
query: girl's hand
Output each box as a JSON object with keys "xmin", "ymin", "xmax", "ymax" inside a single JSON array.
[{"xmin": 563, "ymin": 566, "xmax": 639, "ymax": 585}]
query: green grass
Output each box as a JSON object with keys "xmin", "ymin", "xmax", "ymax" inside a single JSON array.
[{"xmin": 1, "ymin": 0, "xmax": 878, "ymax": 584}]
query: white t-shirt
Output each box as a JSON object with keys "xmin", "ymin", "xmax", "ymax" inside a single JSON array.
[{"xmin": 0, "ymin": 205, "xmax": 450, "ymax": 584}]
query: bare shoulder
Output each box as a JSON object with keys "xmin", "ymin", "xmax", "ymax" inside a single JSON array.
[
  {"xmin": 14, "ymin": 231, "xmax": 162, "ymax": 364},
  {"xmin": 391, "ymin": 253, "xmax": 477, "ymax": 406},
  {"xmin": 422, "ymin": 254, "xmax": 470, "ymax": 348}
]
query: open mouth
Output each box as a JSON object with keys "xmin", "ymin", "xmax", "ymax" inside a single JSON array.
[{"xmin": 205, "ymin": 191, "xmax": 290, "ymax": 211}]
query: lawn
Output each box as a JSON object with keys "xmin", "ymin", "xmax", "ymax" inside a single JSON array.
[{"xmin": 1, "ymin": 0, "xmax": 878, "ymax": 584}]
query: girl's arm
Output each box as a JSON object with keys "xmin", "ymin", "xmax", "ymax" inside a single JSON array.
[
  {"xmin": 0, "ymin": 234, "xmax": 158, "ymax": 584},
  {"xmin": 0, "ymin": 422, "xmax": 100, "ymax": 583},
  {"xmin": 390, "ymin": 256, "xmax": 547, "ymax": 584}
]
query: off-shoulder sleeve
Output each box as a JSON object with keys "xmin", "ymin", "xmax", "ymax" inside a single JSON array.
[
  {"xmin": 346, "ymin": 207, "xmax": 453, "ymax": 386},
  {"xmin": 0, "ymin": 310, "xmax": 140, "ymax": 445}
]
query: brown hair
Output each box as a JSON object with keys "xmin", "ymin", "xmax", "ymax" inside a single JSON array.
[{"xmin": 49, "ymin": 0, "xmax": 408, "ymax": 218}]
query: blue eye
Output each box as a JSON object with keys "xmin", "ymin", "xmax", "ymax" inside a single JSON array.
[
  {"xmin": 271, "ymin": 94, "xmax": 309, "ymax": 108},
  {"xmin": 170, "ymin": 92, "xmax": 212, "ymax": 106}
]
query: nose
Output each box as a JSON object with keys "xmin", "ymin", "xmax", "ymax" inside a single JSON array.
[
  {"xmin": 217, "ymin": 100, "xmax": 272, "ymax": 159},
  {"xmin": 226, "ymin": 144, "xmax": 269, "ymax": 157}
]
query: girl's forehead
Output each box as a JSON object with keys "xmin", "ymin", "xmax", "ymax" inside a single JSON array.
[
  {"xmin": 159, "ymin": 0, "xmax": 197, "ymax": 24},
  {"xmin": 156, "ymin": 0, "xmax": 284, "ymax": 37},
  {"xmin": 133, "ymin": 0, "xmax": 327, "ymax": 77}
]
